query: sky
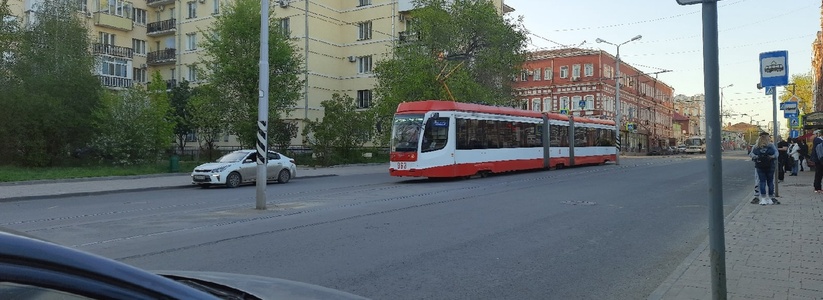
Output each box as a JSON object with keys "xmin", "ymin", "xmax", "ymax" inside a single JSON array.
[{"xmin": 504, "ymin": 0, "xmax": 819, "ymax": 127}]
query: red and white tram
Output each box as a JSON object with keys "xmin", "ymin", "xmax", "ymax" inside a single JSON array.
[{"xmin": 389, "ymin": 100, "xmax": 617, "ymax": 178}]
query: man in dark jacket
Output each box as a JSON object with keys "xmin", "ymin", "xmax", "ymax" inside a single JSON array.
[
  {"xmin": 776, "ymin": 136, "xmax": 789, "ymax": 182},
  {"xmin": 799, "ymin": 139, "xmax": 809, "ymax": 171},
  {"xmin": 813, "ymin": 130, "xmax": 823, "ymax": 193}
]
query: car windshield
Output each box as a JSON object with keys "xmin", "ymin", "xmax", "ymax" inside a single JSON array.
[
  {"xmin": 215, "ymin": 151, "xmax": 249, "ymax": 163},
  {"xmin": 391, "ymin": 114, "xmax": 424, "ymax": 152}
]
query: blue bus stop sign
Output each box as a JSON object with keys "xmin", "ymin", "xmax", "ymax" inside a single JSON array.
[{"xmin": 759, "ymin": 51, "xmax": 789, "ymax": 87}]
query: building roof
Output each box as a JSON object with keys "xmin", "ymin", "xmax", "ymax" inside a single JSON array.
[
  {"xmin": 527, "ymin": 48, "xmax": 602, "ymax": 60},
  {"xmin": 672, "ymin": 111, "xmax": 690, "ymax": 121}
]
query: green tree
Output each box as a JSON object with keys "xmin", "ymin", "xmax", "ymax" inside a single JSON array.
[
  {"xmin": 92, "ymin": 72, "xmax": 174, "ymax": 164},
  {"xmin": 199, "ymin": 0, "xmax": 303, "ymax": 149},
  {"xmin": 779, "ymin": 71, "xmax": 813, "ymax": 116},
  {"xmin": 0, "ymin": 0, "xmax": 20, "ymax": 164},
  {"xmin": 189, "ymin": 83, "xmax": 228, "ymax": 161},
  {"xmin": 170, "ymin": 80, "xmax": 194, "ymax": 155},
  {"xmin": 4, "ymin": 0, "xmax": 101, "ymax": 166},
  {"xmin": 371, "ymin": 0, "xmax": 528, "ymax": 144},
  {"xmin": 303, "ymin": 94, "xmax": 374, "ymax": 165}
]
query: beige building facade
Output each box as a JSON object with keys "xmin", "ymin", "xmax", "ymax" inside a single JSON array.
[{"xmin": 7, "ymin": 0, "xmax": 511, "ymax": 147}]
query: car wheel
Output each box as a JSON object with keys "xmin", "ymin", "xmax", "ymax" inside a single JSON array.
[
  {"xmin": 277, "ymin": 169, "xmax": 291, "ymax": 183},
  {"xmin": 226, "ymin": 172, "xmax": 241, "ymax": 188}
]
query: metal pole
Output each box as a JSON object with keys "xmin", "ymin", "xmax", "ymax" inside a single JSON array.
[
  {"xmin": 615, "ymin": 46, "xmax": 622, "ymax": 165},
  {"xmin": 303, "ymin": 0, "xmax": 309, "ymax": 120},
  {"xmin": 701, "ymin": 1, "xmax": 726, "ymax": 299},
  {"xmin": 256, "ymin": 0, "xmax": 270, "ymax": 210},
  {"xmin": 773, "ymin": 90, "xmax": 779, "ymax": 197}
]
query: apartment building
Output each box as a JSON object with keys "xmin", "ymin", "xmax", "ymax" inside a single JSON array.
[
  {"xmin": 512, "ymin": 48, "xmax": 676, "ymax": 152},
  {"xmin": 7, "ymin": 0, "xmax": 513, "ymax": 147},
  {"xmin": 672, "ymin": 94, "xmax": 706, "ymax": 137}
]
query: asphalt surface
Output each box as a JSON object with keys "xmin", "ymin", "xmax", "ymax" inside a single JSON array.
[{"xmin": 0, "ymin": 154, "xmax": 757, "ymax": 299}]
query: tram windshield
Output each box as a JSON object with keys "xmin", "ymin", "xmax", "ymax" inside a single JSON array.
[{"xmin": 391, "ymin": 114, "xmax": 424, "ymax": 152}]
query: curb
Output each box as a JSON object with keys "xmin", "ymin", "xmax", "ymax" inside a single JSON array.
[
  {"xmin": 0, "ymin": 174, "xmax": 337, "ymax": 203},
  {"xmin": 646, "ymin": 191, "xmax": 753, "ymax": 300}
]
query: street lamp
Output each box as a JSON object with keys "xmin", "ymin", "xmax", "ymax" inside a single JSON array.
[
  {"xmin": 597, "ymin": 34, "xmax": 642, "ymax": 165},
  {"xmin": 720, "ymin": 84, "xmax": 733, "ymax": 128},
  {"xmin": 741, "ymin": 113, "xmax": 759, "ymax": 144}
]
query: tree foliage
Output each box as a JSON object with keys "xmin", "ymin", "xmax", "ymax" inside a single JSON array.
[
  {"xmin": 189, "ymin": 83, "xmax": 228, "ymax": 161},
  {"xmin": 779, "ymin": 71, "xmax": 813, "ymax": 116},
  {"xmin": 170, "ymin": 80, "xmax": 194, "ymax": 154},
  {"xmin": 0, "ymin": 0, "xmax": 101, "ymax": 166},
  {"xmin": 371, "ymin": 0, "xmax": 528, "ymax": 143},
  {"xmin": 92, "ymin": 74, "xmax": 174, "ymax": 164},
  {"xmin": 303, "ymin": 94, "xmax": 374, "ymax": 165},
  {"xmin": 199, "ymin": 0, "xmax": 303, "ymax": 149}
]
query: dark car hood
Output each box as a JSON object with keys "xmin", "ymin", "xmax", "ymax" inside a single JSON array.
[{"xmin": 156, "ymin": 270, "xmax": 369, "ymax": 300}]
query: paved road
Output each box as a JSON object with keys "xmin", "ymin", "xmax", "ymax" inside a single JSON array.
[{"xmin": 0, "ymin": 154, "xmax": 756, "ymax": 299}]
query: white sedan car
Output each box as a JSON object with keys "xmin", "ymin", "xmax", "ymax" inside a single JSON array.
[{"xmin": 191, "ymin": 149, "xmax": 297, "ymax": 188}]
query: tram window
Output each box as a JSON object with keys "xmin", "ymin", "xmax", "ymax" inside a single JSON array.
[
  {"xmin": 529, "ymin": 124, "xmax": 543, "ymax": 147},
  {"xmin": 551, "ymin": 125, "xmax": 569, "ymax": 147},
  {"xmin": 486, "ymin": 121, "xmax": 499, "ymax": 149},
  {"xmin": 470, "ymin": 119, "xmax": 485, "ymax": 149},
  {"xmin": 456, "ymin": 118, "xmax": 469, "ymax": 150},
  {"xmin": 596, "ymin": 128, "xmax": 615, "ymax": 146},
  {"xmin": 422, "ymin": 117, "xmax": 449, "ymax": 153},
  {"xmin": 574, "ymin": 126, "xmax": 588, "ymax": 147}
]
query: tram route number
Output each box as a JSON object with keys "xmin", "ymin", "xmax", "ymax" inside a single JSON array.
[{"xmin": 396, "ymin": 162, "xmax": 408, "ymax": 170}]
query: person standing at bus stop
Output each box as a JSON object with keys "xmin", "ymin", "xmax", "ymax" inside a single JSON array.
[
  {"xmin": 751, "ymin": 131, "xmax": 770, "ymax": 204},
  {"xmin": 776, "ymin": 136, "xmax": 789, "ymax": 182},
  {"xmin": 751, "ymin": 133, "xmax": 777, "ymax": 205}
]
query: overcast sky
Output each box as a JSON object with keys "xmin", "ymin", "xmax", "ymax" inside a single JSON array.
[{"xmin": 505, "ymin": 0, "xmax": 818, "ymax": 126}]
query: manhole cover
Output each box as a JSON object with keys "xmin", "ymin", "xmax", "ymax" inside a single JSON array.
[{"xmin": 561, "ymin": 200, "xmax": 597, "ymax": 206}]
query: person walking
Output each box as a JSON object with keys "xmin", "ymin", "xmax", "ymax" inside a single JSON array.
[
  {"xmin": 750, "ymin": 133, "xmax": 778, "ymax": 205},
  {"xmin": 776, "ymin": 136, "xmax": 789, "ymax": 182},
  {"xmin": 812, "ymin": 130, "xmax": 823, "ymax": 193},
  {"xmin": 751, "ymin": 131, "xmax": 770, "ymax": 204},
  {"xmin": 789, "ymin": 138, "xmax": 800, "ymax": 176},
  {"xmin": 799, "ymin": 139, "xmax": 809, "ymax": 171}
]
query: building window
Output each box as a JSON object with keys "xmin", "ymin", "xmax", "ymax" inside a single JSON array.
[
  {"xmin": 572, "ymin": 96, "xmax": 582, "ymax": 110},
  {"xmin": 559, "ymin": 66, "xmax": 568, "ymax": 78},
  {"xmin": 279, "ymin": 18, "xmax": 290, "ymax": 37},
  {"xmin": 584, "ymin": 95, "xmax": 594, "ymax": 110},
  {"xmin": 544, "ymin": 68, "xmax": 552, "ymax": 80},
  {"xmin": 100, "ymin": 56, "xmax": 129, "ymax": 78},
  {"xmin": 572, "ymin": 64, "xmax": 581, "ymax": 79},
  {"xmin": 358, "ymin": 55, "xmax": 372, "ymax": 74},
  {"xmin": 560, "ymin": 96, "xmax": 569, "ymax": 110},
  {"xmin": 133, "ymin": 67, "xmax": 147, "ymax": 83},
  {"xmin": 132, "ymin": 8, "xmax": 146, "ymax": 25},
  {"xmin": 77, "ymin": 0, "xmax": 87, "ymax": 12},
  {"xmin": 542, "ymin": 97, "xmax": 550, "ymax": 111},
  {"xmin": 357, "ymin": 90, "xmax": 372, "ymax": 108},
  {"xmin": 132, "ymin": 39, "xmax": 145, "ymax": 54},
  {"xmin": 533, "ymin": 68, "xmax": 541, "ymax": 81},
  {"xmin": 520, "ymin": 71, "xmax": 527, "ymax": 81},
  {"xmin": 358, "ymin": 0, "xmax": 371, "ymax": 6},
  {"xmin": 584, "ymin": 63, "xmax": 593, "ymax": 77},
  {"xmin": 604, "ymin": 64, "xmax": 612, "ymax": 78},
  {"xmin": 212, "ymin": 0, "xmax": 219, "ymax": 14},
  {"xmin": 358, "ymin": 21, "xmax": 372, "ymax": 40},
  {"xmin": 188, "ymin": 65, "xmax": 197, "ymax": 82},
  {"xmin": 186, "ymin": 33, "xmax": 196, "ymax": 50},
  {"xmin": 532, "ymin": 98, "xmax": 541, "ymax": 111},
  {"xmin": 99, "ymin": 32, "xmax": 115, "ymax": 45},
  {"xmin": 100, "ymin": 0, "xmax": 132, "ymax": 18},
  {"xmin": 187, "ymin": 2, "xmax": 196, "ymax": 19}
]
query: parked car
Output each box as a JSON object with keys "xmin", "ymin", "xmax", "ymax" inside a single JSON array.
[
  {"xmin": 677, "ymin": 145, "xmax": 687, "ymax": 153},
  {"xmin": 0, "ymin": 227, "xmax": 367, "ymax": 300},
  {"xmin": 191, "ymin": 149, "xmax": 297, "ymax": 188}
]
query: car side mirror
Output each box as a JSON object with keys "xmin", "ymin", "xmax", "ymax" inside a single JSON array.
[{"xmin": 244, "ymin": 159, "xmax": 254, "ymax": 163}]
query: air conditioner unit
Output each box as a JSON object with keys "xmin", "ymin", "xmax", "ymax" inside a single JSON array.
[
  {"xmin": 571, "ymin": 77, "xmax": 579, "ymax": 82},
  {"xmin": 198, "ymin": 0, "xmax": 205, "ymax": 3},
  {"xmin": 85, "ymin": 11, "xmax": 92, "ymax": 18},
  {"xmin": 398, "ymin": 14, "xmax": 406, "ymax": 22},
  {"xmin": 348, "ymin": 56, "xmax": 357, "ymax": 62},
  {"xmin": 278, "ymin": 0, "xmax": 288, "ymax": 8},
  {"xmin": 527, "ymin": 70, "xmax": 534, "ymax": 75},
  {"xmin": 140, "ymin": 63, "xmax": 147, "ymax": 68},
  {"xmin": 158, "ymin": 5, "xmax": 165, "ymax": 11}
]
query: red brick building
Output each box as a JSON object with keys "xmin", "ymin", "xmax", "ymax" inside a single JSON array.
[{"xmin": 512, "ymin": 48, "xmax": 676, "ymax": 152}]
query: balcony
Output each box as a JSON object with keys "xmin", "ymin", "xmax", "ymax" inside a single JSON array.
[
  {"xmin": 165, "ymin": 79, "xmax": 177, "ymax": 90},
  {"xmin": 146, "ymin": 19, "xmax": 176, "ymax": 36},
  {"xmin": 93, "ymin": 12, "xmax": 133, "ymax": 31},
  {"xmin": 146, "ymin": 0, "xmax": 174, "ymax": 8},
  {"xmin": 398, "ymin": 31, "xmax": 418, "ymax": 43},
  {"xmin": 147, "ymin": 48, "xmax": 176, "ymax": 65},
  {"xmin": 92, "ymin": 43, "xmax": 133, "ymax": 58},
  {"xmin": 99, "ymin": 75, "xmax": 133, "ymax": 89}
]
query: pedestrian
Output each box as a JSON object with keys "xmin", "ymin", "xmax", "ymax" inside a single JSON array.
[
  {"xmin": 812, "ymin": 130, "xmax": 823, "ymax": 193},
  {"xmin": 750, "ymin": 133, "xmax": 778, "ymax": 205},
  {"xmin": 776, "ymin": 136, "xmax": 789, "ymax": 182},
  {"xmin": 799, "ymin": 139, "xmax": 809, "ymax": 171},
  {"xmin": 750, "ymin": 131, "xmax": 771, "ymax": 204},
  {"xmin": 789, "ymin": 138, "xmax": 800, "ymax": 176}
]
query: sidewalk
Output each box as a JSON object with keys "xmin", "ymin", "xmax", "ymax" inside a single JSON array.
[
  {"xmin": 649, "ymin": 169, "xmax": 823, "ymax": 299},
  {"xmin": 0, "ymin": 164, "xmax": 388, "ymax": 201}
]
